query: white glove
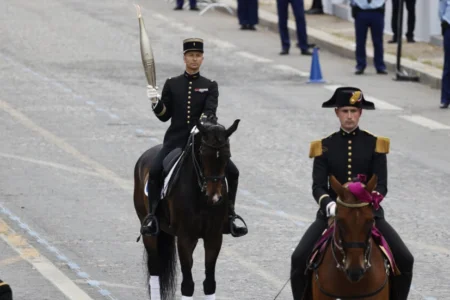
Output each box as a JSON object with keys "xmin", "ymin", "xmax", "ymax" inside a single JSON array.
[
  {"xmin": 147, "ymin": 85, "xmax": 160, "ymax": 104},
  {"xmin": 326, "ymin": 202, "xmax": 336, "ymax": 217}
]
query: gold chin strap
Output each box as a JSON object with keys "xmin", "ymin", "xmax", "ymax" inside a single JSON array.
[{"xmin": 336, "ymin": 198, "xmax": 370, "ymax": 208}]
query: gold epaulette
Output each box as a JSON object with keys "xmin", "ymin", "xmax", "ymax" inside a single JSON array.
[
  {"xmin": 309, "ymin": 140, "xmax": 322, "ymax": 158},
  {"xmin": 375, "ymin": 136, "xmax": 390, "ymax": 153}
]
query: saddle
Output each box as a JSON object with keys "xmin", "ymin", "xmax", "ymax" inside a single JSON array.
[
  {"xmin": 144, "ymin": 130, "xmax": 198, "ymax": 200},
  {"xmin": 306, "ymin": 223, "xmax": 400, "ymax": 276}
]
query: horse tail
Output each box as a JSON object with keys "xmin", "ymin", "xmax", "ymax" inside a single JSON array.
[{"xmin": 145, "ymin": 231, "xmax": 177, "ymax": 300}]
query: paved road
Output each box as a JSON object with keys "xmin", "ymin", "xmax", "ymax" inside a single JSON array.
[{"xmin": 1, "ymin": 0, "xmax": 449, "ymax": 299}]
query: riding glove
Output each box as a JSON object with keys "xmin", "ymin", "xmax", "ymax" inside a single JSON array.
[
  {"xmin": 326, "ymin": 201, "xmax": 336, "ymax": 217},
  {"xmin": 147, "ymin": 85, "xmax": 160, "ymax": 104}
]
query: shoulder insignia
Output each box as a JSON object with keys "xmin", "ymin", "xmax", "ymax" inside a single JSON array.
[
  {"xmin": 309, "ymin": 140, "xmax": 323, "ymax": 158},
  {"xmin": 375, "ymin": 136, "xmax": 390, "ymax": 153}
]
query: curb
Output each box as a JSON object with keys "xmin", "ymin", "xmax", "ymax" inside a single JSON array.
[{"xmin": 215, "ymin": 0, "xmax": 443, "ymax": 90}]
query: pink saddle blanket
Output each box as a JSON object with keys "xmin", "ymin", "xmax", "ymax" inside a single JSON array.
[{"xmin": 308, "ymin": 223, "xmax": 400, "ymax": 275}]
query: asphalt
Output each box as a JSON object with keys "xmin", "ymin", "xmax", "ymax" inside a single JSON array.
[{"xmin": 0, "ymin": 0, "xmax": 449, "ymax": 299}]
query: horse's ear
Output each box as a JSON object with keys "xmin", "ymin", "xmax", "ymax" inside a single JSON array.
[
  {"xmin": 225, "ymin": 119, "xmax": 240, "ymax": 137},
  {"xmin": 365, "ymin": 174, "xmax": 378, "ymax": 193},
  {"xmin": 197, "ymin": 121, "xmax": 207, "ymax": 133},
  {"xmin": 329, "ymin": 175, "xmax": 346, "ymax": 199}
]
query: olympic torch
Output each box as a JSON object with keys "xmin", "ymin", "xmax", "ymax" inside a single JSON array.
[{"xmin": 135, "ymin": 4, "xmax": 157, "ymax": 87}]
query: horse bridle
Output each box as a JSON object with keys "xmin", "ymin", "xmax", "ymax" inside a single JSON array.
[
  {"xmin": 332, "ymin": 199, "xmax": 373, "ymax": 272},
  {"xmin": 191, "ymin": 131, "xmax": 229, "ymax": 192},
  {"xmin": 314, "ymin": 198, "xmax": 390, "ymax": 299}
]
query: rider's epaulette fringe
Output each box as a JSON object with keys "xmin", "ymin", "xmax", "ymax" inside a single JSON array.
[
  {"xmin": 309, "ymin": 140, "xmax": 323, "ymax": 158},
  {"xmin": 375, "ymin": 137, "xmax": 390, "ymax": 154}
]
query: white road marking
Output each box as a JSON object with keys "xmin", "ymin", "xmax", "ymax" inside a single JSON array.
[
  {"xmin": 0, "ymin": 99, "xmax": 132, "ymax": 191},
  {"xmin": 0, "ymin": 152, "xmax": 102, "ymax": 178},
  {"xmin": 324, "ymin": 85, "xmax": 403, "ymax": 110},
  {"xmin": 0, "ymin": 219, "xmax": 95, "ymax": 300},
  {"xmin": 208, "ymin": 38, "xmax": 237, "ymax": 50},
  {"xmin": 271, "ymin": 64, "xmax": 310, "ymax": 77},
  {"xmin": 74, "ymin": 279, "xmax": 146, "ymax": 290},
  {"xmin": 236, "ymin": 51, "xmax": 273, "ymax": 63},
  {"xmin": 400, "ymin": 115, "xmax": 450, "ymax": 130}
]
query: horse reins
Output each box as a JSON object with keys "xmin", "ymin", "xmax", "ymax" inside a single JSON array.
[{"xmin": 313, "ymin": 261, "xmax": 389, "ymax": 299}]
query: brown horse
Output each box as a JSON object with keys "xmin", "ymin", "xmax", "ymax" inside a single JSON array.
[
  {"xmin": 311, "ymin": 175, "xmax": 392, "ymax": 300},
  {"xmin": 133, "ymin": 119, "xmax": 240, "ymax": 300}
]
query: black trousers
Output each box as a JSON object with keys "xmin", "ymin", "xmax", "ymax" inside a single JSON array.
[
  {"xmin": 149, "ymin": 145, "xmax": 239, "ymax": 183},
  {"xmin": 391, "ymin": 0, "xmax": 416, "ymax": 39},
  {"xmin": 291, "ymin": 210, "xmax": 414, "ymax": 300}
]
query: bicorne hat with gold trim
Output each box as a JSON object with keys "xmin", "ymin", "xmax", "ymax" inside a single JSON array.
[
  {"xmin": 183, "ymin": 38, "xmax": 204, "ymax": 54},
  {"xmin": 321, "ymin": 87, "xmax": 375, "ymax": 110}
]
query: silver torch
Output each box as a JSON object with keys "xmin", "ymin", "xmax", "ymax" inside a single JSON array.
[{"xmin": 135, "ymin": 4, "xmax": 157, "ymax": 87}]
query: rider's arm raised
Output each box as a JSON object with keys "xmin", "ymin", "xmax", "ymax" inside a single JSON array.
[{"xmin": 152, "ymin": 78, "xmax": 173, "ymax": 122}]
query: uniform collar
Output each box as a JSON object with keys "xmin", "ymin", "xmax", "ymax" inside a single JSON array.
[
  {"xmin": 184, "ymin": 71, "xmax": 200, "ymax": 80},
  {"xmin": 339, "ymin": 126, "xmax": 360, "ymax": 137}
]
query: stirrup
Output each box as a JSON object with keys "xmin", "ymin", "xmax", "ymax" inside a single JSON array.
[
  {"xmin": 140, "ymin": 215, "xmax": 160, "ymax": 236},
  {"xmin": 230, "ymin": 214, "xmax": 248, "ymax": 237}
]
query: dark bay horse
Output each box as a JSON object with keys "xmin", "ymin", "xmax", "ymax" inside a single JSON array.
[
  {"xmin": 133, "ymin": 119, "xmax": 240, "ymax": 300},
  {"xmin": 311, "ymin": 175, "xmax": 393, "ymax": 300}
]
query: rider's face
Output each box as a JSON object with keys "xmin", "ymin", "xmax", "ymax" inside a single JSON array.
[
  {"xmin": 184, "ymin": 51, "xmax": 203, "ymax": 72},
  {"xmin": 335, "ymin": 107, "xmax": 362, "ymax": 131}
]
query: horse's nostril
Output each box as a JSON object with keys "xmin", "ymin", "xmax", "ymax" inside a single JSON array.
[{"xmin": 346, "ymin": 268, "xmax": 364, "ymax": 282}]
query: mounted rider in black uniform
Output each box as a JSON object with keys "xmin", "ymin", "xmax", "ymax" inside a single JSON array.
[
  {"xmin": 290, "ymin": 87, "xmax": 414, "ymax": 300},
  {"xmin": 140, "ymin": 38, "xmax": 248, "ymax": 238}
]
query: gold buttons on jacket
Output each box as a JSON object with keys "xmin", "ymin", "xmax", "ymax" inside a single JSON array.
[{"xmin": 347, "ymin": 141, "xmax": 352, "ymax": 180}]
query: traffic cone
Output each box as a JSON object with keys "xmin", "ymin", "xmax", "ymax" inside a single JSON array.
[{"xmin": 307, "ymin": 47, "xmax": 325, "ymax": 83}]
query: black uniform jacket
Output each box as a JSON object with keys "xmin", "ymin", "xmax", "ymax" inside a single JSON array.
[
  {"xmin": 152, "ymin": 71, "xmax": 219, "ymax": 149},
  {"xmin": 309, "ymin": 127, "xmax": 389, "ymax": 217}
]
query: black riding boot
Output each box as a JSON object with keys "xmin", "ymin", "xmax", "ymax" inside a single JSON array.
[
  {"xmin": 391, "ymin": 271, "xmax": 413, "ymax": 300},
  {"xmin": 226, "ymin": 178, "xmax": 248, "ymax": 237},
  {"xmin": 0, "ymin": 280, "xmax": 12, "ymax": 300},
  {"xmin": 140, "ymin": 180, "xmax": 161, "ymax": 236}
]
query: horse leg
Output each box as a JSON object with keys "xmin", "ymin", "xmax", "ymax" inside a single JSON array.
[
  {"xmin": 143, "ymin": 232, "xmax": 177, "ymax": 300},
  {"xmin": 177, "ymin": 236, "xmax": 198, "ymax": 299},
  {"xmin": 202, "ymin": 233, "xmax": 223, "ymax": 300}
]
